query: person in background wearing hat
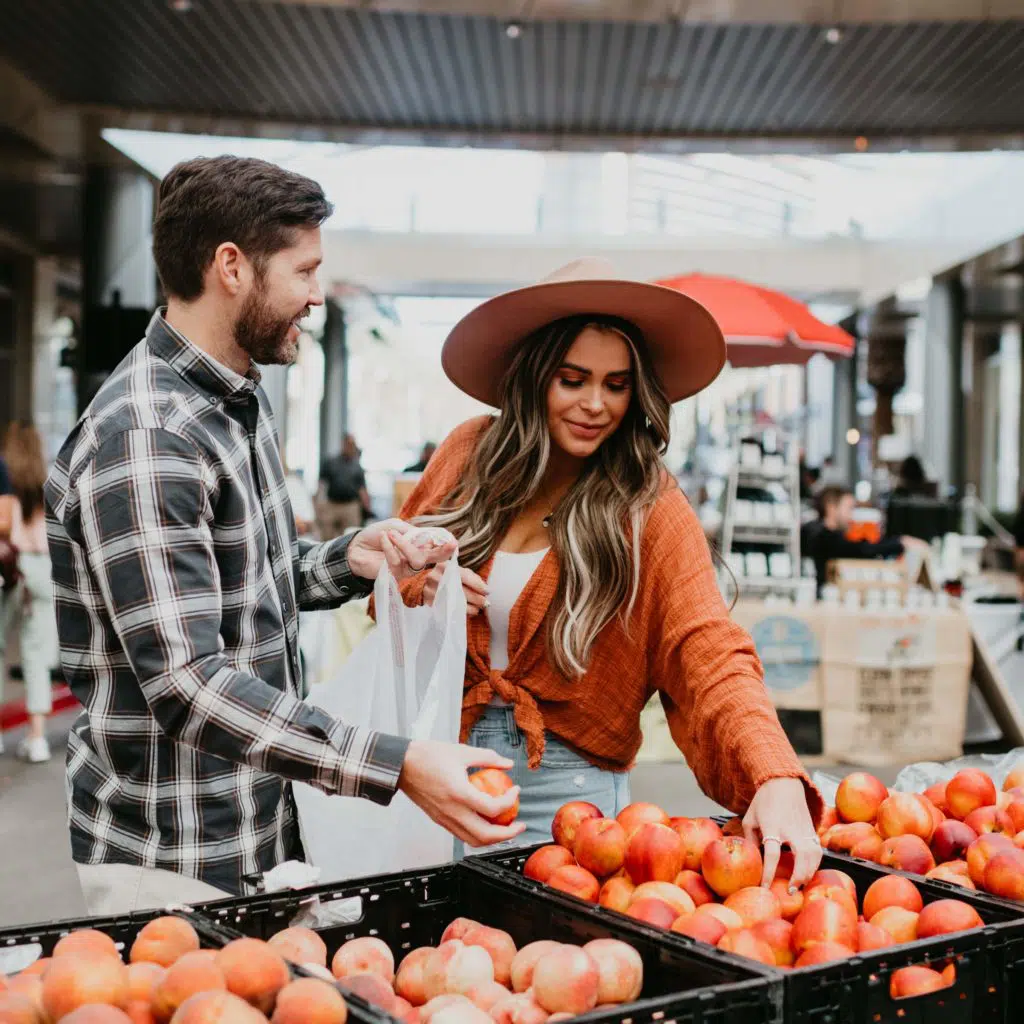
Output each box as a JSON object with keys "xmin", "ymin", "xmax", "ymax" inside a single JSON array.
[{"xmin": 390, "ymin": 258, "xmax": 824, "ymax": 887}]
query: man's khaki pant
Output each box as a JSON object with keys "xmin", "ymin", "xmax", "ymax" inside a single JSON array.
[
  {"xmin": 75, "ymin": 862, "xmax": 232, "ymax": 916},
  {"xmin": 316, "ymin": 499, "xmax": 362, "ymax": 540}
]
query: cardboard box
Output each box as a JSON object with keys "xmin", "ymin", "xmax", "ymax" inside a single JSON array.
[
  {"xmin": 820, "ymin": 607, "xmax": 971, "ymax": 766},
  {"xmin": 730, "ymin": 601, "xmax": 825, "ymax": 712}
]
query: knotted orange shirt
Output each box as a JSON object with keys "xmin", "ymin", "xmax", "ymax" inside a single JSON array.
[{"xmin": 394, "ymin": 416, "xmax": 822, "ymax": 820}]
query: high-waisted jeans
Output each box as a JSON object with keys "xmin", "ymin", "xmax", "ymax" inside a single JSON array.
[{"xmin": 456, "ymin": 703, "xmax": 631, "ymax": 858}]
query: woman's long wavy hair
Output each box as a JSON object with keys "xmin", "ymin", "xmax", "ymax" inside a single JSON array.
[{"xmin": 420, "ymin": 315, "xmax": 672, "ymax": 679}]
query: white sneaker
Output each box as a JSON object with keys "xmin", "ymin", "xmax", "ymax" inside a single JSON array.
[{"xmin": 17, "ymin": 736, "xmax": 51, "ymax": 763}]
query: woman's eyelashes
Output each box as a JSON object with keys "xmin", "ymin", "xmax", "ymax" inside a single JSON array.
[{"xmin": 558, "ymin": 377, "xmax": 630, "ymax": 393}]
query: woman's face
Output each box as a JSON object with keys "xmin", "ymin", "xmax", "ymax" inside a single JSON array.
[{"xmin": 546, "ymin": 326, "xmax": 633, "ymax": 461}]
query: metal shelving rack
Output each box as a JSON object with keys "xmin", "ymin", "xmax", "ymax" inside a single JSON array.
[{"xmin": 720, "ymin": 433, "xmax": 805, "ymax": 599}]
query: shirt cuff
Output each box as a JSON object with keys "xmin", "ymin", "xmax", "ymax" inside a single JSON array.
[
  {"xmin": 326, "ymin": 721, "xmax": 411, "ymax": 806},
  {"xmin": 307, "ymin": 534, "xmax": 375, "ymax": 603}
]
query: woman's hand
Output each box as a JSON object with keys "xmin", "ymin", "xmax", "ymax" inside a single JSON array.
[
  {"xmin": 423, "ymin": 562, "xmax": 490, "ymax": 616},
  {"xmin": 742, "ymin": 776, "xmax": 822, "ymax": 888},
  {"xmin": 347, "ymin": 519, "xmax": 457, "ymax": 581}
]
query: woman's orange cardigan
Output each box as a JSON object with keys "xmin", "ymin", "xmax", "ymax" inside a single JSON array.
[{"xmin": 394, "ymin": 416, "xmax": 822, "ymax": 820}]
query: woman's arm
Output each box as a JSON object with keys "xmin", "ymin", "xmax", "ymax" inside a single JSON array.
[{"xmin": 645, "ymin": 486, "xmax": 824, "ymax": 829}]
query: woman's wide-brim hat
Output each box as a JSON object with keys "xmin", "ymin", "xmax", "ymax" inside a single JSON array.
[{"xmin": 441, "ymin": 257, "xmax": 727, "ymax": 407}]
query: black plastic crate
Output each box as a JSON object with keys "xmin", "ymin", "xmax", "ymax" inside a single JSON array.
[
  {"xmin": 0, "ymin": 906, "xmax": 208, "ymax": 975},
  {"xmin": 197, "ymin": 860, "xmax": 782, "ymax": 1024},
  {"xmin": 0, "ymin": 906, "xmax": 389, "ymax": 1024},
  {"xmin": 470, "ymin": 841, "xmax": 1024, "ymax": 1024}
]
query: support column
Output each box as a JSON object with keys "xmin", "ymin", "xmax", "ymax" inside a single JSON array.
[
  {"xmin": 319, "ymin": 298, "xmax": 348, "ymax": 458},
  {"xmin": 921, "ymin": 275, "xmax": 966, "ymax": 494},
  {"xmin": 832, "ymin": 315, "xmax": 859, "ymax": 485},
  {"xmin": 865, "ymin": 299, "xmax": 908, "ymax": 467},
  {"xmin": 80, "ymin": 165, "xmax": 157, "ymax": 411}
]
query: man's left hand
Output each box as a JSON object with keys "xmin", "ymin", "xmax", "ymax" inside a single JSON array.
[
  {"xmin": 347, "ymin": 519, "xmax": 457, "ymax": 581},
  {"xmin": 742, "ymin": 776, "xmax": 822, "ymax": 888}
]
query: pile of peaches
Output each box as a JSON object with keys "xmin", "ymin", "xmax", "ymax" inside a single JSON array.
[
  {"xmin": 0, "ymin": 913, "xmax": 650, "ymax": 1024},
  {"xmin": 518, "ymin": 800, "xmax": 984, "ymax": 994},
  {"xmin": 817, "ymin": 764, "xmax": 1024, "ymax": 902},
  {"xmin": 0, "ymin": 916, "xmax": 349, "ymax": 1024},
  {"xmin": 332, "ymin": 919, "xmax": 646, "ymax": 1024}
]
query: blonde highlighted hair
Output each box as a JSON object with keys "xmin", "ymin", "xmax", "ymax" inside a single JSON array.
[{"xmin": 420, "ymin": 315, "xmax": 671, "ymax": 678}]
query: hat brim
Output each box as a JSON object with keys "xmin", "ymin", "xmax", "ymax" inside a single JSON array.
[{"xmin": 441, "ymin": 278, "xmax": 727, "ymax": 406}]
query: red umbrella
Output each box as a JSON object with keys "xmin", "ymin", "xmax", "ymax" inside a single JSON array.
[{"xmin": 655, "ymin": 272, "xmax": 855, "ymax": 367}]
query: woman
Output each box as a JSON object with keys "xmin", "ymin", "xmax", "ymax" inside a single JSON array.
[
  {"xmin": 395, "ymin": 259, "xmax": 824, "ymax": 886},
  {"xmin": 1, "ymin": 422, "xmax": 56, "ymax": 762}
]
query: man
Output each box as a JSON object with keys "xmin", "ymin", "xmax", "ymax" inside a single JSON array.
[
  {"xmin": 46, "ymin": 156, "xmax": 521, "ymax": 916},
  {"xmin": 404, "ymin": 442, "xmax": 437, "ymax": 474},
  {"xmin": 801, "ymin": 486, "xmax": 927, "ymax": 594},
  {"xmin": 317, "ymin": 434, "xmax": 372, "ymax": 537}
]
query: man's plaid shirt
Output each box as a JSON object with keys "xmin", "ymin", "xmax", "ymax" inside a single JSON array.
[{"xmin": 45, "ymin": 313, "xmax": 408, "ymax": 894}]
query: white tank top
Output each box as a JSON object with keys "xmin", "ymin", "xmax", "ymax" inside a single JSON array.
[{"xmin": 488, "ymin": 548, "xmax": 549, "ymax": 673}]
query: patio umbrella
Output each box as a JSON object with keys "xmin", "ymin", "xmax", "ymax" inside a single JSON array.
[{"xmin": 655, "ymin": 272, "xmax": 855, "ymax": 367}]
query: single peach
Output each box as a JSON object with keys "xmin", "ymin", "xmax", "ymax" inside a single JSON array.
[
  {"xmin": 849, "ymin": 830, "xmax": 885, "ymax": 863},
  {"xmin": 630, "ymin": 882, "xmax": 695, "ymax": 919},
  {"xmin": 716, "ymin": 930, "xmax": 775, "ymax": 967},
  {"xmin": 53, "ymin": 930, "xmax": 120, "ymax": 961},
  {"xmin": 509, "ymin": 942, "xmax": 563, "ymax": 994},
  {"xmin": 674, "ymin": 870, "xmax": 716, "ymax": 908},
  {"xmin": 581, "ymin": 939, "xmax": 643, "ymax": 1005},
  {"xmin": 624, "ymin": 824, "xmax": 685, "ymax": 885},
  {"xmin": 42, "ymin": 955, "xmax": 130, "ymax": 1022},
  {"xmin": 598, "ymin": 876, "xmax": 635, "ymax": 913},
  {"xmin": 271, "ymin": 978, "xmax": 349, "ymax": 1024},
  {"xmin": 151, "ymin": 951, "xmax": 226, "ymax": 1023},
  {"xmin": 806, "ymin": 870, "xmax": 857, "ymax": 904},
  {"xmin": 821, "ymin": 822, "xmax": 877, "ymax": 854},
  {"xmin": 130, "ymin": 918, "xmax": 201, "ymax": 968},
  {"xmin": 946, "ymin": 770, "xmax": 998, "ymax": 821},
  {"xmin": 791, "ymin": 899, "xmax": 857, "ymax": 955},
  {"xmin": 574, "ymin": 818, "xmax": 627, "ymax": 879},
  {"xmin": 856, "ymin": 921, "xmax": 894, "ymax": 952},
  {"xmin": 216, "ymin": 939, "xmax": 290, "ymax": 1014},
  {"xmin": 671, "ymin": 913, "xmax": 726, "ymax": 946},
  {"xmin": 868, "ymin": 907, "xmax": 919, "ymax": 945},
  {"xmin": 890, "ymin": 966, "xmax": 951, "ymax": 999},
  {"xmin": 794, "ymin": 942, "xmax": 853, "ymax": 967},
  {"xmin": 267, "ymin": 928, "xmax": 328, "ymax": 969},
  {"xmin": 548, "ymin": 865, "xmax": 601, "ymax": 903},
  {"xmin": 669, "ymin": 818, "xmax": 723, "ymax": 872},
  {"xmin": 770, "ymin": 879, "xmax": 804, "ymax": 922},
  {"xmin": 876, "ymin": 793, "xmax": 934, "ymax": 842},
  {"xmin": 616, "ymin": 803, "xmax": 670, "ymax": 837},
  {"xmin": 880, "ymin": 835, "xmax": 935, "ymax": 875},
  {"xmin": 917, "ymin": 899, "xmax": 984, "ymax": 938},
  {"xmin": 964, "ymin": 805, "xmax": 1015, "ymax": 837},
  {"xmin": 724, "ymin": 886, "xmax": 782, "ymax": 929},
  {"xmin": 523, "ymin": 846, "xmax": 575, "ymax": 884},
  {"xmin": 460, "ymin": 926, "xmax": 516, "ymax": 987},
  {"xmin": 531, "ymin": 947, "xmax": 600, "ymax": 1016},
  {"xmin": 750, "ymin": 919, "xmax": 794, "ymax": 967},
  {"xmin": 931, "ymin": 819, "xmax": 978, "ymax": 864},
  {"xmin": 396, "ymin": 948, "xmax": 434, "ymax": 1007},
  {"xmin": 862, "ymin": 875, "xmax": 924, "ymax": 920},
  {"xmin": 836, "ymin": 773, "xmax": 888, "ymax": 824},
  {"xmin": 625, "ymin": 898, "xmax": 678, "ymax": 930},
  {"xmin": 701, "ymin": 837, "xmax": 763, "ymax": 899},
  {"xmin": 331, "ymin": 938, "xmax": 395, "ymax": 984},
  {"xmin": 468, "ymin": 770, "xmax": 518, "ymax": 827},
  {"xmin": 967, "ymin": 833, "xmax": 1015, "ymax": 886},
  {"xmin": 168, "ymin": 990, "xmax": 264, "ymax": 1024},
  {"xmin": 983, "ymin": 848, "xmax": 1024, "ymax": 901},
  {"xmin": 923, "ymin": 781, "xmax": 949, "ymax": 814},
  {"xmin": 552, "ymin": 802, "xmax": 604, "ymax": 851}
]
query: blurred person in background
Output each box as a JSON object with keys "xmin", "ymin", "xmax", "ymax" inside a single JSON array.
[
  {"xmin": 802, "ymin": 485, "xmax": 928, "ymax": 594},
  {"xmin": 405, "ymin": 441, "xmax": 437, "ymax": 474},
  {"xmin": 317, "ymin": 433, "xmax": 372, "ymax": 537},
  {"xmin": 889, "ymin": 454, "xmax": 936, "ymax": 500},
  {"xmin": 1, "ymin": 422, "xmax": 56, "ymax": 762},
  {"xmin": 393, "ymin": 259, "xmax": 825, "ymax": 887}
]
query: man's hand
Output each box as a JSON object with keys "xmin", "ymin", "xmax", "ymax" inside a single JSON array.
[
  {"xmin": 347, "ymin": 519, "xmax": 457, "ymax": 581},
  {"xmin": 399, "ymin": 740, "xmax": 527, "ymax": 847},
  {"xmin": 742, "ymin": 776, "xmax": 822, "ymax": 888}
]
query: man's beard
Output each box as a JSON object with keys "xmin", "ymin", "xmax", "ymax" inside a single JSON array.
[{"xmin": 234, "ymin": 283, "xmax": 308, "ymax": 366}]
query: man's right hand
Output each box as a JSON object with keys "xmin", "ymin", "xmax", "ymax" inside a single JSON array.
[{"xmin": 398, "ymin": 740, "xmax": 526, "ymax": 847}]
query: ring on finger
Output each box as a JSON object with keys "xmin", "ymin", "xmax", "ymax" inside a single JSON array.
[{"xmin": 762, "ymin": 835, "xmax": 783, "ymax": 845}]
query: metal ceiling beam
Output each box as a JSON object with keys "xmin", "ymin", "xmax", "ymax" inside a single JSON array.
[
  {"xmin": 85, "ymin": 104, "xmax": 1024, "ymax": 154},
  {"xmin": 236, "ymin": 0, "xmax": 1024, "ymax": 23},
  {"xmin": 0, "ymin": 57, "xmax": 81, "ymax": 161}
]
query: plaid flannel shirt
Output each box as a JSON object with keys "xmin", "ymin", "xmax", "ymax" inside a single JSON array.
[{"xmin": 45, "ymin": 312, "xmax": 409, "ymax": 894}]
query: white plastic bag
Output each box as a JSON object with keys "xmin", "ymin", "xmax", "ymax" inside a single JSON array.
[{"xmin": 293, "ymin": 558, "xmax": 467, "ymax": 881}]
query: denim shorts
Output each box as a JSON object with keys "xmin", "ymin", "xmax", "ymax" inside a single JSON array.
[{"xmin": 456, "ymin": 704, "xmax": 631, "ymax": 859}]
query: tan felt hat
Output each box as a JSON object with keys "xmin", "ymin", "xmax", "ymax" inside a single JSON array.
[{"xmin": 441, "ymin": 257, "xmax": 727, "ymax": 407}]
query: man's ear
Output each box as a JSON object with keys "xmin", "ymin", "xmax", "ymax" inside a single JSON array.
[{"xmin": 210, "ymin": 242, "xmax": 249, "ymax": 297}]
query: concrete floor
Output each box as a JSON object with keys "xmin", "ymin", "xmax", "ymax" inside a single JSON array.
[{"xmin": 0, "ymin": 712, "xmax": 891, "ymax": 929}]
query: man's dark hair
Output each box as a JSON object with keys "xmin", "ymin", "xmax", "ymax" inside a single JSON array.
[
  {"xmin": 815, "ymin": 485, "xmax": 852, "ymax": 518},
  {"xmin": 153, "ymin": 156, "xmax": 334, "ymax": 301}
]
